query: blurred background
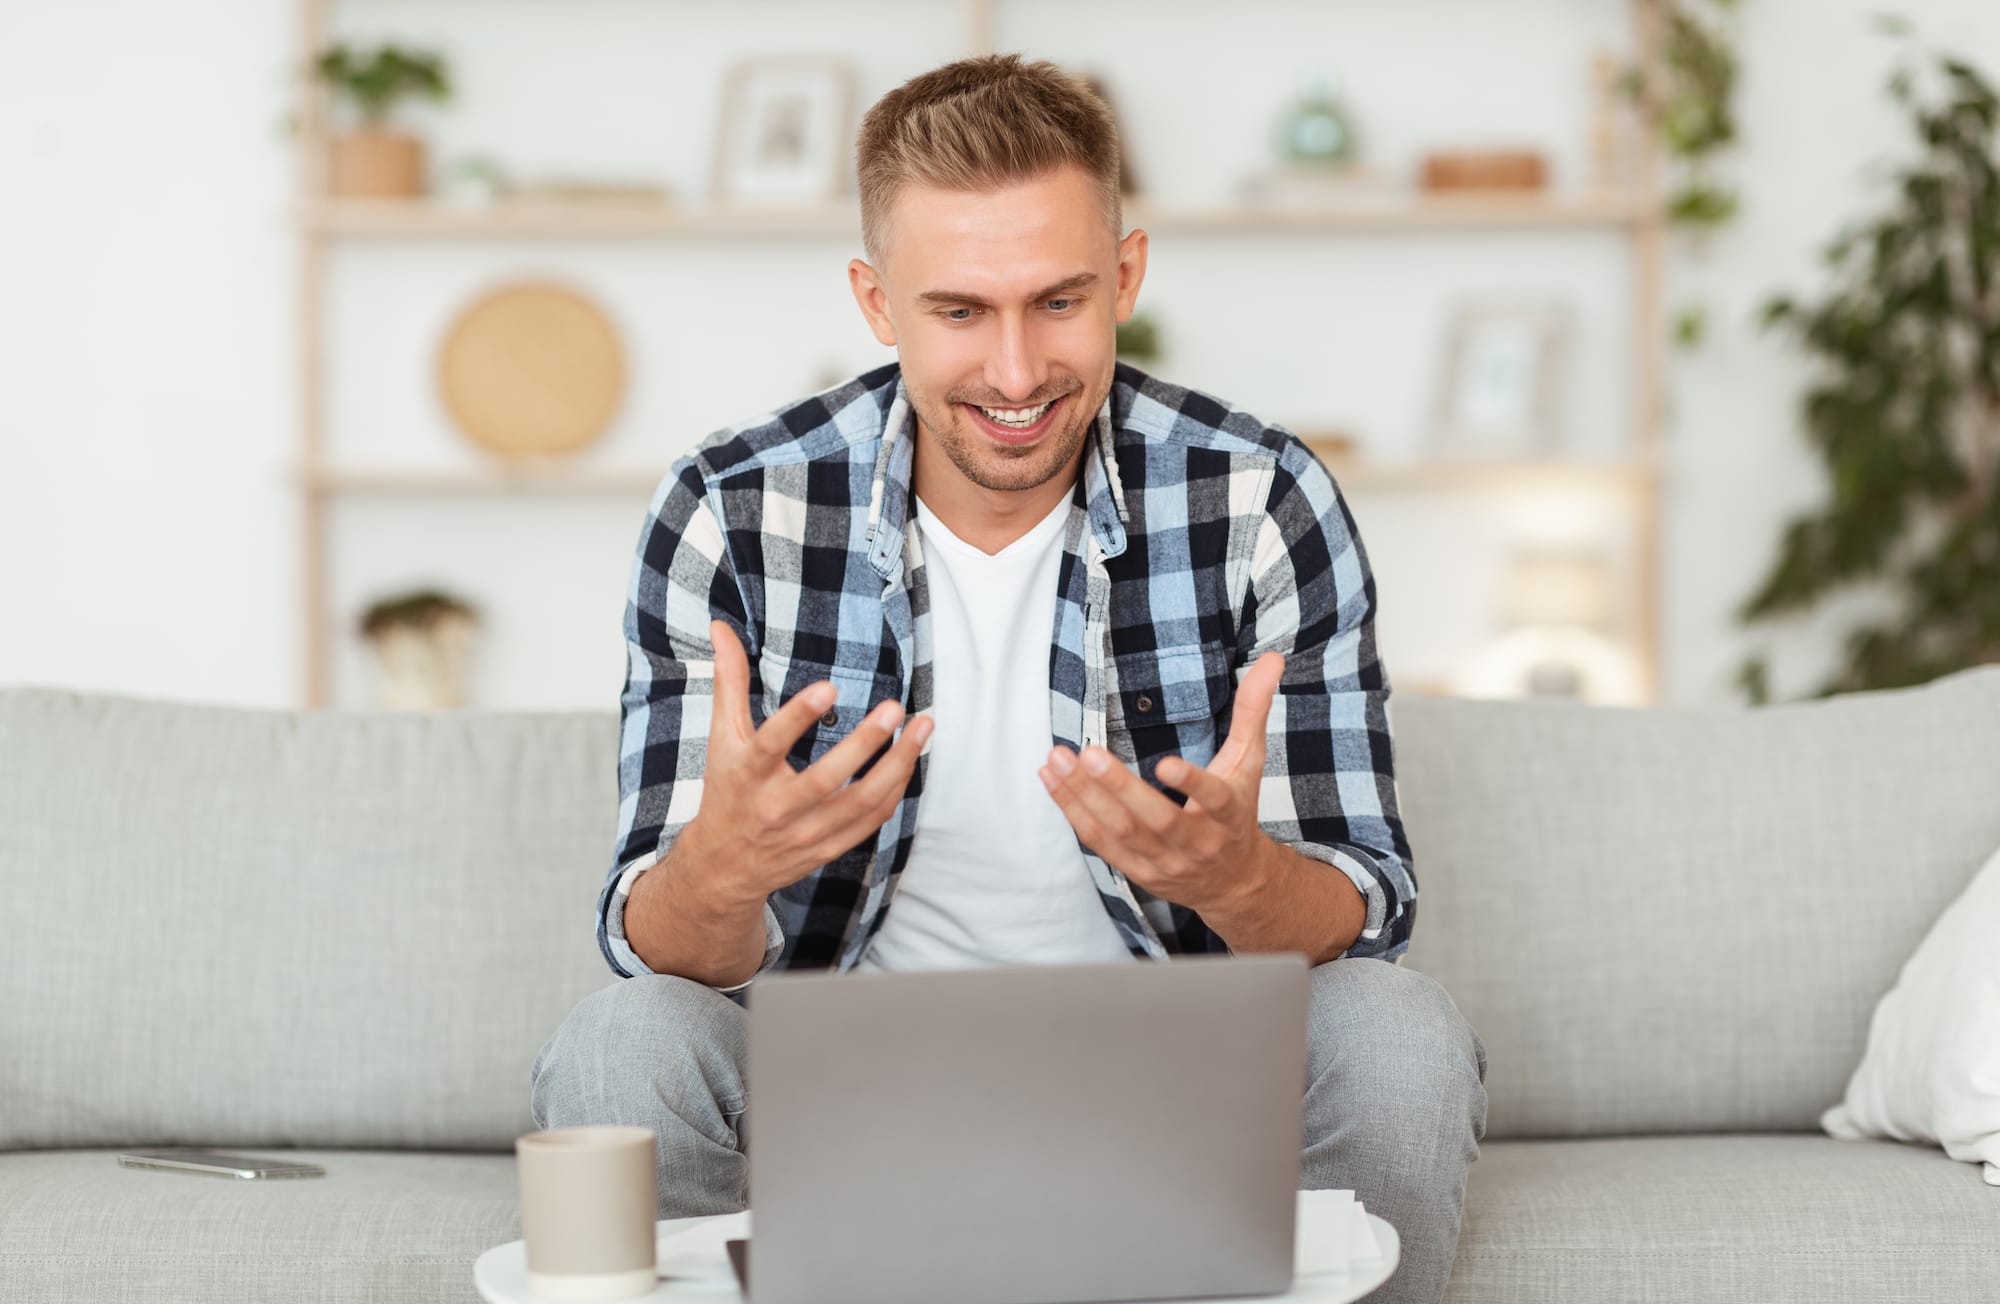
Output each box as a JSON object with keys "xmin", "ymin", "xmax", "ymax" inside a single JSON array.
[{"xmin": 3, "ymin": 0, "xmax": 1996, "ymax": 713}]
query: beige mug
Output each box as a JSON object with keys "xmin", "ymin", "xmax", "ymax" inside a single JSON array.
[{"xmin": 515, "ymin": 1125, "xmax": 658, "ymax": 1299}]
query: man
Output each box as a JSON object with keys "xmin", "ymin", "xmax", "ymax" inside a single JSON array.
[{"xmin": 532, "ymin": 53, "xmax": 1487, "ymax": 1304}]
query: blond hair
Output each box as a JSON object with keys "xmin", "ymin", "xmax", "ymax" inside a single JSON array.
[{"xmin": 855, "ymin": 53, "xmax": 1122, "ymax": 265}]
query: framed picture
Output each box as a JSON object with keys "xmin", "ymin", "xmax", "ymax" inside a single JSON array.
[
  {"xmin": 712, "ymin": 57, "xmax": 856, "ymax": 207},
  {"xmin": 1428, "ymin": 301, "xmax": 1571, "ymax": 457}
]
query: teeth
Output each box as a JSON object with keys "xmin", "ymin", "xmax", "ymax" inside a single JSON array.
[{"xmin": 976, "ymin": 400, "xmax": 1053, "ymax": 427}]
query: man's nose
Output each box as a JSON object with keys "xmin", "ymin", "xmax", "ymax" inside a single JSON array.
[{"xmin": 986, "ymin": 313, "xmax": 1049, "ymax": 403}]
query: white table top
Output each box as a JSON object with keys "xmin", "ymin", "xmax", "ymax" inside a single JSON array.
[{"xmin": 474, "ymin": 1211, "xmax": 1399, "ymax": 1304}]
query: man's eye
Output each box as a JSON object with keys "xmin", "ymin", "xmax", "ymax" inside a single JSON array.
[
  {"xmin": 1046, "ymin": 298, "xmax": 1075, "ymax": 312},
  {"xmin": 944, "ymin": 307, "xmax": 976, "ymax": 322}
]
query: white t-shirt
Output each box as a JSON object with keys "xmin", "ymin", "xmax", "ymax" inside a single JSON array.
[{"xmin": 854, "ymin": 491, "xmax": 1136, "ymax": 973}]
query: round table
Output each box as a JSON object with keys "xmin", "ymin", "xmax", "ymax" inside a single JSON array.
[{"xmin": 474, "ymin": 1212, "xmax": 1400, "ymax": 1304}]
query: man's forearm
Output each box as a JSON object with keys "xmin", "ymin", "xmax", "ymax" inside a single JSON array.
[
  {"xmin": 1196, "ymin": 834, "xmax": 1367, "ymax": 966},
  {"xmin": 622, "ymin": 819, "xmax": 771, "ymax": 987}
]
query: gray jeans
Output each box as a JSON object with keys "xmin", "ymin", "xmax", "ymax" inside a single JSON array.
[{"xmin": 530, "ymin": 958, "xmax": 1488, "ymax": 1304}]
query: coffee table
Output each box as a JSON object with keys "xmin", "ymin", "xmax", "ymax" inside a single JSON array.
[{"xmin": 474, "ymin": 1211, "xmax": 1399, "ymax": 1304}]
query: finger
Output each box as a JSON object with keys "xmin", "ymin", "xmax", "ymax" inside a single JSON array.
[
  {"xmin": 1154, "ymin": 754, "xmax": 1239, "ymax": 820},
  {"xmin": 706, "ymin": 620, "xmax": 758, "ymax": 744},
  {"xmin": 1043, "ymin": 746, "xmax": 1182, "ymax": 845},
  {"xmin": 1211, "ymin": 651, "xmax": 1284, "ymax": 780},
  {"xmin": 796, "ymin": 697, "xmax": 911, "ymax": 801},
  {"xmin": 792, "ymin": 714, "xmax": 933, "ymax": 849},
  {"xmin": 748, "ymin": 677, "xmax": 841, "ymax": 771}
]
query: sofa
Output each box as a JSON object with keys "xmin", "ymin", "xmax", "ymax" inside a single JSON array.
[{"xmin": 3, "ymin": 666, "xmax": 1997, "ymax": 1303}]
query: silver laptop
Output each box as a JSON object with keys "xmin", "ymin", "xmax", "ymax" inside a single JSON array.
[{"xmin": 742, "ymin": 952, "xmax": 1310, "ymax": 1304}]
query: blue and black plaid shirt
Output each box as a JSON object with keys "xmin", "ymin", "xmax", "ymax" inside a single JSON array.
[{"xmin": 597, "ymin": 361, "xmax": 1416, "ymax": 1000}]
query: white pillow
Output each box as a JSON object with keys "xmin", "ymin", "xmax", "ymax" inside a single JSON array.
[{"xmin": 1821, "ymin": 842, "xmax": 2000, "ymax": 1186}]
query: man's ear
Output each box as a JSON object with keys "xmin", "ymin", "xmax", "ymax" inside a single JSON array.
[
  {"xmin": 848, "ymin": 259, "xmax": 898, "ymax": 347},
  {"xmin": 1113, "ymin": 227, "xmax": 1149, "ymax": 323}
]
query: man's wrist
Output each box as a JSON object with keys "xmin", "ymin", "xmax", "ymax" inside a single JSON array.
[{"xmin": 667, "ymin": 816, "xmax": 767, "ymax": 914}]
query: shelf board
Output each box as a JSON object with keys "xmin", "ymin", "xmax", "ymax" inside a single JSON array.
[
  {"xmin": 301, "ymin": 464, "xmax": 667, "ymax": 496},
  {"xmin": 1312, "ymin": 449, "xmax": 1662, "ymax": 492},
  {"xmin": 299, "ymin": 453, "xmax": 1659, "ymax": 497},
  {"xmin": 299, "ymin": 189, "xmax": 1659, "ymax": 240}
]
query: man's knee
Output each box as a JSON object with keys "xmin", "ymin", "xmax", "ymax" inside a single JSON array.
[
  {"xmin": 1304, "ymin": 958, "xmax": 1488, "ymax": 1141},
  {"xmin": 530, "ymin": 974, "xmax": 747, "ymax": 1128}
]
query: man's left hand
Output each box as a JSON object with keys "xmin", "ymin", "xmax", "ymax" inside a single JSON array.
[{"xmin": 1038, "ymin": 650, "xmax": 1286, "ymax": 915}]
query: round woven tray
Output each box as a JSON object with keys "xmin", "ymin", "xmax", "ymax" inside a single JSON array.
[{"xmin": 436, "ymin": 280, "xmax": 625, "ymax": 459}]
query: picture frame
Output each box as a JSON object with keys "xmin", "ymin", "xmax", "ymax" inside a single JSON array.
[
  {"xmin": 711, "ymin": 57, "xmax": 856, "ymax": 207},
  {"xmin": 1428, "ymin": 301, "xmax": 1572, "ymax": 457}
]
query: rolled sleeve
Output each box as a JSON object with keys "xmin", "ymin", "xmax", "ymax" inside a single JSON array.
[
  {"xmin": 1241, "ymin": 438, "xmax": 1418, "ymax": 963},
  {"xmin": 595, "ymin": 458, "xmax": 790, "ymax": 987}
]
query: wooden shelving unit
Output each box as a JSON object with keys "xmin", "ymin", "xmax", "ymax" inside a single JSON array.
[
  {"xmin": 291, "ymin": 0, "xmax": 1670, "ymax": 709},
  {"xmin": 298, "ymin": 189, "xmax": 1657, "ymax": 240}
]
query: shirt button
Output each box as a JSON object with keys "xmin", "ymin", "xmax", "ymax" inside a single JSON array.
[
  {"xmin": 1135, "ymin": 694, "xmax": 1155, "ymax": 714},
  {"xmin": 820, "ymin": 708, "xmax": 840, "ymax": 728}
]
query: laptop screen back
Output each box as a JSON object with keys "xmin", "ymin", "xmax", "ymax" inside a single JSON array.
[{"xmin": 746, "ymin": 953, "xmax": 1309, "ymax": 1304}]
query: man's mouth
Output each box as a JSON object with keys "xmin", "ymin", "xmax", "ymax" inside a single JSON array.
[{"xmin": 960, "ymin": 394, "xmax": 1065, "ymax": 444}]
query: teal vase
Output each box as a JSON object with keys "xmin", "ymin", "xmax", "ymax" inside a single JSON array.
[{"xmin": 1278, "ymin": 70, "xmax": 1358, "ymax": 167}]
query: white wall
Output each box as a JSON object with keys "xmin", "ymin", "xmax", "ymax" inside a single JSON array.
[{"xmin": 3, "ymin": 0, "xmax": 1994, "ymax": 710}]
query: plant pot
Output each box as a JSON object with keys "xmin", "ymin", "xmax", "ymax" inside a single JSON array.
[{"xmin": 329, "ymin": 129, "xmax": 427, "ymax": 198}]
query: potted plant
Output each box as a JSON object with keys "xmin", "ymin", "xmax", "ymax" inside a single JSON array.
[
  {"xmin": 358, "ymin": 587, "xmax": 481, "ymax": 710},
  {"xmin": 313, "ymin": 42, "xmax": 452, "ymax": 199},
  {"xmin": 1734, "ymin": 35, "xmax": 2000, "ymax": 702}
]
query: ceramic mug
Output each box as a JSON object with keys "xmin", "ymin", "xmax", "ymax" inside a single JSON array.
[{"xmin": 515, "ymin": 1125, "xmax": 658, "ymax": 1299}]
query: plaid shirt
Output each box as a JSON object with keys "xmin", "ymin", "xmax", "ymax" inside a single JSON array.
[{"xmin": 597, "ymin": 361, "xmax": 1416, "ymax": 1000}]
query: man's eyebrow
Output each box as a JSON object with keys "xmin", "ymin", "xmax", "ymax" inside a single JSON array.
[{"xmin": 915, "ymin": 272, "xmax": 1098, "ymax": 309}]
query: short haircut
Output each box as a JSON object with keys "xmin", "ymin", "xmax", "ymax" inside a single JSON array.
[{"xmin": 855, "ymin": 52, "xmax": 1122, "ymax": 267}]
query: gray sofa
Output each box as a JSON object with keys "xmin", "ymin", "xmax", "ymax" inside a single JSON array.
[{"xmin": 3, "ymin": 668, "xmax": 1997, "ymax": 1303}]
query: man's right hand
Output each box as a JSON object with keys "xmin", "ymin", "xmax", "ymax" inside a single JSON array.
[{"xmin": 682, "ymin": 619, "xmax": 931, "ymax": 904}]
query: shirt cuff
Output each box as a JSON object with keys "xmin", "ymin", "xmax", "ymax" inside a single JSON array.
[
  {"xmin": 605, "ymin": 850, "xmax": 785, "ymax": 991},
  {"xmin": 1293, "ymin": 841, "xmax": 1394, "ymax": 959}
]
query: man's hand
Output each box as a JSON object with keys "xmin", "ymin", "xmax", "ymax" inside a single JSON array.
[
  {"xmin": 1037, "ymin": 650, "xmax": 1286, "ymax": 916},
  {"xmin": 685, "ymin": 620, "xmax": 931, "ymax": 903}
]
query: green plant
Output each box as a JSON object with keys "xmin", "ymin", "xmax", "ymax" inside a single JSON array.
[
  {"xmin": 1734, "ymin": 35, "xmax": 2000, "ymax": 704},
  {"xmin": 359, "ymin": 587, "xmax": 478, "ymax": 639},
  {"xmin": 314, "ymin": 42, "xmax": 451, "ymax": 128},
  {"xmin": 1115, "ymin": 310, "xmax": 1164, "ymax": 364},
  {"xmin": 1619, "ymin": 0, "xmax": 1746, "ymax": 349}
]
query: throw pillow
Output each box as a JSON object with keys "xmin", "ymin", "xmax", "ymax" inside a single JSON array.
[{"xmin": 1821, "ymin": 841, "xmax": 2000, "ymax": 1186}]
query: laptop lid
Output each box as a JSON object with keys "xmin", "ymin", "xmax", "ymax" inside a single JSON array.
[{"xmin": 745, "ymin": 952, "xmax": 1309, "ymax": 1304}]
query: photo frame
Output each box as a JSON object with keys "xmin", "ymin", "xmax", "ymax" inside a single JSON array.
[
  {"xmin": 712, "ymin": 57, "xmax": 856, "ymax": 207},
  {"xmin": 1428, "ymin": 301, "xmax": 1572, "ymax": 457}
]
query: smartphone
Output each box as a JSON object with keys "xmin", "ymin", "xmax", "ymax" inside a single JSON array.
[{"xmin": 115, "ymin": 1149, "xmax": 327, "ymax": 1180}]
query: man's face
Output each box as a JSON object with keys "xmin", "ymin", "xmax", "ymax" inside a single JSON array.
[{"xmin": 848, "ymin": 164, "xmax": 1148, "ymax": 499}]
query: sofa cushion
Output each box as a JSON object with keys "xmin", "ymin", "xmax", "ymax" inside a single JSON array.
[
  {"xmin": 1394, "ymin": 663, "xmax": 2000, "ymax": 1138},
  {"xmin": 0, "ymin": 688, "xmax": 619, "ymax": 1151},
  {"xmin": 0, "ymin": 1148, "xmax": 515, "ymax": 1303},
  {"xmin": 1447, "ymin": 1134, "xmax": 2000, "ymax": 1303}
]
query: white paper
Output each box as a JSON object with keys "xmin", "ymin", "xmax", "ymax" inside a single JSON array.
[
  {"xmin": 656, "ymin": 1211, "xmax": 749, "ymax": 1284},
  {"xmin": 1294, "ymin": 1189, "xmax": 1380, "ymax": 1275}
]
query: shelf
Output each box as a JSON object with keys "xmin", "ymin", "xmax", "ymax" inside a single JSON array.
[
  {"xmin": 298, "ymin": 453, "xmax": 1659, "ymax": 498},
  {"xmin": 1312, "ymin": 450, "xmax": 1662, "ymax": 492},
  {"xmin": 298, "ymin": 189, "xmax": 1659, "ymax": 241},
  {"xmin": 301, "ymin": 464, "xmax": 667, "ymax": 496}
]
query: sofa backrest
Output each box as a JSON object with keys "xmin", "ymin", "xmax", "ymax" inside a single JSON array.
[
  {"xmin": 1394, "ymin": 663, "xmax": 2000, "ymax": 1139},
  {"xmin": 6, "ymin": 666, "xmax": 1998, "ymax": 1151},
  {"xmin": 0, "ymin": 688, "xmax": 619, "ymax": 1153}
]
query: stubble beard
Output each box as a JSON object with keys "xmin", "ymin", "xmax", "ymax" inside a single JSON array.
[{"xmin": 913, "ymin": 384, "xmax": 1099, "ymax": 494}]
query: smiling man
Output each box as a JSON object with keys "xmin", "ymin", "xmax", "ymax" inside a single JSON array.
[{"xmin": 530, "ymin": 53, "xmax": 1488, "ymax": 1304}]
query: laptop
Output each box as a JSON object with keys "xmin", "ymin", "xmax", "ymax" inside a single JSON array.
[{"xmin": 740, "ymin": 952, "xmax": 1310, "ymax": 1304}]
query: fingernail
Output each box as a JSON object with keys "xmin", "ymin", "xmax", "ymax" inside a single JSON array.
[
  {"xmin": 1081, "ymin": 749, "xmax": 1110, "ymax": 775},
  {"xmin": 1038, "ymin": 768, "xmax": 1055, "ymax": 792},
  {"xmin": 876, "ymin": 701, "xmax": 904, "ymax": 727},
  {"xmin": 1048, "ymin": 749, "xmax": 1075, "ymax": 776}
]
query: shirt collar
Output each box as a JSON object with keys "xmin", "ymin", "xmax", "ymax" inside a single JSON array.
[{"xmin": 866, "ymin": 374, "xmax": 1129, "ymax": 580}]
